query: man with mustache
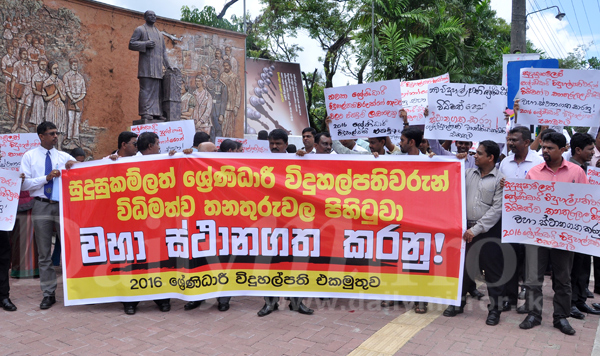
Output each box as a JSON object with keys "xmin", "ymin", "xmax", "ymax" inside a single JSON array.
[{"xmin": 519, "ymin": 132, "xmax": 588, "ymax": 335}]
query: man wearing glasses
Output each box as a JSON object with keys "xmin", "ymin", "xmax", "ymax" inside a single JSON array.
[{"xmin": 20, "ymin": 122, "xmax": 77, "ymax": 309}]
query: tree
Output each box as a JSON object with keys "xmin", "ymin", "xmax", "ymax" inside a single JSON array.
[{"xmin": 559, "ymin": 44, "xmax": 600, "ymax": 70}]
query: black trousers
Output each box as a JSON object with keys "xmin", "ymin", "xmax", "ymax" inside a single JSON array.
[
  {"xmin": 593, "ymin": 257, "xmax": 600, "ymax": 292},
  {"xmin": 264, "ymin": 296, "xmax": 304, "ymax": 309},
  {"xmin": 123, "ymin": 298, "xmax": 170, "ymax": 308},
  {"xmin": 524, "ymin": 245, "xmax": 573, "ymax": 320},
  {"xmin": 505, "ymin": 243, "xmax": 525, "ymax": 304},
  {"xmin": 0, "ymin": 231, "xmax": 10, "ymax": 299},
  {"xmin": 571, "ymin": 252, "xmax": 591, "ymax": 305},
  {"xmin": 460, "ymin": 221, "xmax": 509, "ymax": 310}
]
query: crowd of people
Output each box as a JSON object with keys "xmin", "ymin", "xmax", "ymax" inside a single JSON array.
[{"xmin": 0, "ymin": 105, "xmax": 598, "ymax": 337}]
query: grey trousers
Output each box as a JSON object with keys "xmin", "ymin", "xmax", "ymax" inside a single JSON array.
[
  {"xmin": 524, "ymin": 244, "xmax": 574, "ymax": 320},
  {"xmin": 32, "ymin": 200, "xmax": 59, "ymax": 297}
]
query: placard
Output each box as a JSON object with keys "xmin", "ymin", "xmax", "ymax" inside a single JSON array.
[
  {"xmin": 588, "ymin": 166, "xmax": 600, "ymax": 186},
  {"xmin": 0, "ymin": 169, "xmax": 23, "ymax": 231},
  {"xmin": 325, "ymin": 80, "xmax": 403, "ymax": 140},
  {"xmin": 215, "ymin": 137, "xmax": 270, "ymax": 154},
  {"xmin": 517, "ymin": 68, "xmax": 600, "ymax": 127},
  {"xmin": 0, "ymin": 133, "xmax": 41, "ymax": 171},
  {"xmin": 401, "ymin": 73, "xmax": 450, "ymax": 125},
  {"xmin": 131, "ymin": 120, "xmax": 195, "ymax": 154},
  {"xmin": 502, "ymin": 178, "xmax": 600, "ymax": 256},
  {"xmin": 424, "ymin": 84, "xmax": 507, "ymax": 142}
]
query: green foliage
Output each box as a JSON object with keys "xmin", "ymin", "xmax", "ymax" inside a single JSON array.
[
  {"xmin": 180, "ymin": 5, "xmax": 238, "ymax": 31},
  {"xmin": 559, "ymin": 44, "xmax": 600, "ymax": 70}
]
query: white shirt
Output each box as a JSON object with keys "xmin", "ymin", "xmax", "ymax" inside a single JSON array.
[
  {"xmin": 21, "ymin": 146, "xmax": 76, "ymax": 198},
  {"xmin": 301, "ymin": 147, "xmax": 316, "ymax": 154},
  {"xmin": 499, "ymin": 149, "xmax": 544, "ymax": 179}
]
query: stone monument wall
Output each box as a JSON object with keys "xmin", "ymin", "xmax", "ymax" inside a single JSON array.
[{"xmin": 0, "ymin": 0, "xmax": 246, "ymax": 157}]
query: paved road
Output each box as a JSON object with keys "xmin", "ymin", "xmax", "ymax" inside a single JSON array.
[{"xmin": 1, "ymin": 269, "xmax": 598, "ymax": 356}]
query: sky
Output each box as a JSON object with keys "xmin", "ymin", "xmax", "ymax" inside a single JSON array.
[{"xmin": 96, "ymin": 0, "xmax": 600, "ymax": 85}]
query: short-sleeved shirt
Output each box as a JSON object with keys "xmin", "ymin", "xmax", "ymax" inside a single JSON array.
[{"xmin": 525, "ymin": 159, "xmax": 588, "ymax": 184}]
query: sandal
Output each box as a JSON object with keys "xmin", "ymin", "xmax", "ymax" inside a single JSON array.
[
  {"xmin": 381, "ymin": 301, "xmax": 395, "ymax": 307},
  {"xmin": 415, "ymin": 302, "xmax": 428, "ymax": 314}
]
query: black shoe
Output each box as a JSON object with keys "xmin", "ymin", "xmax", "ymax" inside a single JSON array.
[
  {"xmin": 516, "ymin": 304, "xmax": 529, "ymax": 314},
  {"xmin": 157, "ymin": 301, "xmax": 171, "ymax": 312},
  {"xmin": 217, "ymin": 302, "xmax": 230, "ymax": 312},
  {"xmin": 592, "ymin": 303, "xmax": 600, "ymax": 310},
  {"xmin": 570, "ymin": 305, "xmax": 585, "ymax": 320},
  {"xmin": 1, "ymin": 298, "xmax": 16, "ymax": 312},
  {"xmin": 519, "ymin": 314, "xmax": 541, "ymax": 329},
  {"xmin": 184, "ymin": 300, "xmax": 203, "ymax": 311},
  {"xmin": 40, "ymin": 296, "xmax": 56, "ymax": 310},
  {"xmin": 443, "ymin": 305, "xmax": 464, "ymax": 317},
  {"xmin": 486, "ymin": 310, "xmax": 501, "ymax": 326},
  {"xmin": 289, "ymin": 302, "xmax": 313, "ymax": 315},
  {"xmin": 586, "ymin": 289, "xmax": 594, "ymax": 299},
  {"xmin": 576, "ymin": 303, "xmax": 600, "ymax": 315},
  {"xmin": 502, "ymin": 301, "xmax": 512, "ymax": 312},
  {"xmin": 124, "ymin": 304, "xmax": 136, "ymax": 315},
  {"xmin": 468, "ymin": 289, "xmax": 484, "ymax": 300},
  {"xmin": 594, "ymin": 289, "xmax": 600, "ymax": 295},
  {"xmin": 553, "ymin": 318, "xmax": 576, "ymax": 335},
  {"xmin": 518, "ymin": 288, "xmax": 527, "ymax": 300},
  {"xmin": 257, "ymin": 303, "xmax": 278, "ymax": 317}
]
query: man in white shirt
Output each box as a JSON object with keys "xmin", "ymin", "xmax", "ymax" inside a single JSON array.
[
  {"xmin": 314, "ymin": 132, "xmax": 335, "ymax": 154},
  {"xmin": 499, "ymin": 126, "xmax": 544, "ymax": 313},
  {"xmin": 258, "ymin": 129, "xmax": 314, "ymax": 317},
  {"xmin": 20, "ymin": 122, "xmax": 76, "ymax": 309},
  {"xmin": 301, "ymin": 127, "xmax": 317, "ymax": 154},
  {"xmin": 339, "ymin": 139, "xmax": 368, "ymax": 153}
]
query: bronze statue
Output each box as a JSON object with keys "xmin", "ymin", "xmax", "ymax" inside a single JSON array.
[{"xmin": 129, "ymin": 10, "xmax": 172, "ymax": 122}]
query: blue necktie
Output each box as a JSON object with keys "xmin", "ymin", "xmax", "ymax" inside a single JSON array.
[{"xmin": 44, "ymin": 151, "xmax": 53, "ymax": 199}]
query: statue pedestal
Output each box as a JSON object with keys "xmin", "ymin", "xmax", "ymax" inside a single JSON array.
[
  {"xmin": 132, "ymin": 117, "xmax": 165, "ymax": 125},
  {"xmin": 162, "ymin": 68, "xmax": 182, "ymax": 121}
]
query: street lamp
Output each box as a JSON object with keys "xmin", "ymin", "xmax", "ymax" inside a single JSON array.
[{"xmin": 526, "ymin": 5, "xmax": 565, "ymax": 21}]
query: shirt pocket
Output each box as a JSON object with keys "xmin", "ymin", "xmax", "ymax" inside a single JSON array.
[{"xmin": 480, "ymin": 186, "xmax": 495, "ymax": 207}]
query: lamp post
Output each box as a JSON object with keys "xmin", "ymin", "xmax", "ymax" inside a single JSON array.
[{"xmin": 510, "ymin": 1, "xmax": 565, "ymax": 54}]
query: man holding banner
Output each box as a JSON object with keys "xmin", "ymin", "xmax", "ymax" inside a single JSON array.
[
  {"xmin": 519, "ymin": 132, "xmax": 588, "ymax": 335},
  {"xmin": 443, "ymin": 141, "xmax": 505, "ymax": 326},
  {"xmin": 20, "ymin": 122, "xmax": 77, "ymax": 309},
  {"xmin": 258, "ymin": 128, "xmax": 313, "ymax": 317}
]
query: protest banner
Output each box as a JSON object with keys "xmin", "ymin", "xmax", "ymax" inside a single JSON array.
[
  {"xmin": 517, "ymin": 68, "xmax": 600, "ymax": 127},
  {"xmin": 131, "ymin": 120, "xmax": 194, "ymax": 154},
  {"xmin": 0, "ymin": 169, "xmax": 22, "ymax": 231},
  {"xmin": 502, "ymin": 178, "xmax": 600, "ymax": 256},
  {"xmin": 588, "ymin": 167, "xmax": 600, "ymax": 186},
  {"xmin": 60, "ymin": 154, "xmax": 465, "ymax": 306},
  {"xmin": 216, "ymin": 137, "xmax": 270, "ymax": 154},
  {"xmin": 506, "ymin": 59, "xmax": 558, "ymax": 110},
  {"xmin": 325, "ymin": 80, "xmax": 403, "ymax": 140},
  {"xmin": 0, "ymin": 133, "xmax": 40, "ymax": 171},
  {"xmin": 424, "ymin": 83, "xmax": 508, "ymax": 143},
  {"xmin": 400, "ymin": 73, "xmax": 450, "ymax": 125}
]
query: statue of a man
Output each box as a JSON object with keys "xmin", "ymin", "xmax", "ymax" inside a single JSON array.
[{"xmin": 129, "ymin": 10, "xmax": 172, "ymax": 121}]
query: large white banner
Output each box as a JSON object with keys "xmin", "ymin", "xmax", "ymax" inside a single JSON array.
[
  {"xmin": 502, "ymin": 178, "xmax": 600, "ymax": 256},
  {"xmin": 131, "ymin": 120, "xmax": 195, "ymax": 154},
  {"xmin": 424, "ymin": 84, "xmax": 507, "ymax": 142},
  {"xmin": 0, "ymin": 133, "xmax": 40, "ymax": 171},
  {"xmin": 401, "ymin": 73, "xmax": 450, "ymax": 125},
  {"xmin": 325, "ymin": 80, "xmax": 403, "ymax": 139},
  {"xmin": 216, "ymin": 137, "xmax": 270, "ymax": 153},
  {"xmin": 0, "ymin": 169, "xmax": 23, "ymax": 231},
  {"xmin": 517, "ymin": 68, "xmax": 600, "ymax": 127}
]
